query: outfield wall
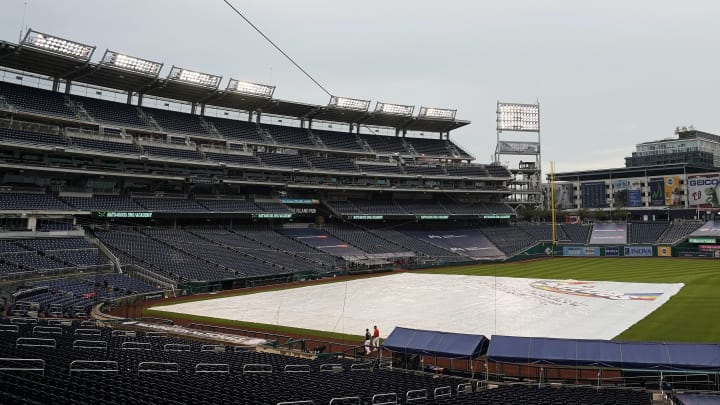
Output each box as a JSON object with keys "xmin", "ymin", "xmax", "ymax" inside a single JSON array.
[{"xmin": 555, "ymin": 245, "xmax": 719, "ymax": 258}]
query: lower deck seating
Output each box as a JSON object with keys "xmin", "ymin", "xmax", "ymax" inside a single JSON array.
[
  {"xmin": 0, "ymin": 320, "xmax": 653, "ymax": 405},
  {"xmin": 629, "ymin": 222, "xmax": 670, "ymax": 243},
  {"xmin": 0, "ymin": 237, "xmax": 109, "ymax": 279},
  {"xmin": 479, "ymin": 226, "xmax": 537, "ymax": 255},
  {"xmin": 12, "ymin": 274, "xmax": 158, "ymax": 317}
]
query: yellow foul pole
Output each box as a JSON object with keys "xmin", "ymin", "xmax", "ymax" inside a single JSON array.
[{"xmin": 550, "ymin": 161, "xmax": 557, "ymax": 247}]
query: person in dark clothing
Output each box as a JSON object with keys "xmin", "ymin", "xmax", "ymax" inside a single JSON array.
[{"xmin": 364, "ymin": 328, "xmax": 372, "ymax": 354}]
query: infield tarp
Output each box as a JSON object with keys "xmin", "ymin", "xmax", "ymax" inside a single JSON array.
[
  {"xmin": 488, "ymin": 335, "xmax": 720, "ymax": 370},
  {"xmin": 383, "ymin": 326, "xmax": 488, "ymax": 359}
]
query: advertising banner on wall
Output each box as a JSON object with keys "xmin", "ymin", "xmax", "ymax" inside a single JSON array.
[
  {"xmin": 612, "ymin": 179, "xmax": 628, "ymax": 208},
  {"xmin": 627, "ymin": 190, "xmax": 642, "ymax": 207},
  {"xmin": 624, "ymin": 246, "xmax": 653, "ymax": 257},
  {"xmin": 664, "ymin": 176, "xmax": 682, "ymax": 207},
  {"xmin": 581, "ymin": 182, "xmax": 606, "ymax": 208},
  {"xmin": 497, "ymin": 141, "xmax": 540, "ymax": 154},
  {"xmin": 554, "ymin": 183, "xmax": 574, "ymax": 209},
  {"xmin": 688, "ymin": 173, "xmax": 720, "ymax": 208},
  {"xmin": 563, "ymin": 246, "xmax": 601, "ymax": 257},
  {"xmin": 604, "ymin": 246, "xmax": 620, "ymax": 256},
  {"xmin": 627, "ymin": 178, "xmax": 643, "ymax": 207},
  {"xmin": 657, "ymin": 246, "xmax": 672, "ymax": 257},
  {"xmin": 649, "ymin": 178, "xmax": 665, "ymax": 206},
  {"xmin": 679, "ymin": 251, "xmax": 716, "ymax": 258},
  {"xmin": 612, "ymin": 179, "xmax": 643, "ymax": 207}
]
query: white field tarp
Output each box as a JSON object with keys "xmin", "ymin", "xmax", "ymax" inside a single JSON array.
[{"xmin": 151, "ymin": 273, "xmax": 683, "ymax": 340}]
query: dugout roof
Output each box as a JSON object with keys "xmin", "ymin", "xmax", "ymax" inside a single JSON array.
[
  {"xmin": 382, "ymin": 326, "xmax": 489, "ymax": 359},
  {"xmin": 488, "ymin": 335, "xmax": 720, "ymax": 371}
]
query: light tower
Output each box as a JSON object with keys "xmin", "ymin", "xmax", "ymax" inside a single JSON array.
[{"xmin": 495, "ymin": 101, "xmax": 542, "ymax": 209}]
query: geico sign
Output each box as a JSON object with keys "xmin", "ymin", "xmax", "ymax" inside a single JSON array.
[{"xmin": 689, "ymin": 179, "xmax": 719, "ymax": 186}]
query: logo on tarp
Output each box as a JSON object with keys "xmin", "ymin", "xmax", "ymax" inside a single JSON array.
[{"xmin": 531, "ymin": 280, "xmax": 662, "ymax": 301}]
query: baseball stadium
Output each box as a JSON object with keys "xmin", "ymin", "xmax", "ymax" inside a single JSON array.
[{"xmin": 1, "ymin": 12, "xmax": 720, "ymax": 405}]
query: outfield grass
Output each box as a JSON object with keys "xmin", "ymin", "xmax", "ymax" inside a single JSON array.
[{"xmin": 146, "ymin": 257, "xmax": 720, "ymax": 343}]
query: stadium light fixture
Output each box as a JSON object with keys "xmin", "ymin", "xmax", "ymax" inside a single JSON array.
[
  {"xmin": 328, "ymin": 96, "xmax": 370, "ymax": 111},
  {"xmin": 418, "ymin": 106, "xmax": 456, "ymax": 120},
  {"xmin": 227, "ymin": 78, "xmax": 275, "ymax": 98},
  {"xmin": 22, "ymin": 29, "xmax": 94, "ymax": 60},
  {"xmin": 102, "ymin": 50, "xmax": 162, "ymax": 76},
  {"xmin": 375, "ymin": 102, "xmax": 414, "ymax": 116},
  {"xmin": 168, "ymin": 66, "xmax": 222, "ymax": 88},
  {"xmin": 497, "ymin": 102, "xmax": 540, "ymax": 132}
]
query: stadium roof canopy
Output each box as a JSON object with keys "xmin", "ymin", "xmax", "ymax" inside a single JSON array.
[
  {"xmin": 382, "ymin": 326, "xmax": 489, "ymax": 359},
  {"xmin": 488, "ymin": 335, "xmax": 720, "ymax": 371},
  {"xmin": 0, "ymin": 38, "xmax": 94, "ymax": 79},
  {"xmin": 0, "ymin": 32, "xmax": 470, "ymax": 134}
]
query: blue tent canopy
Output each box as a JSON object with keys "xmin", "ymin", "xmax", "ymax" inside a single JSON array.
[
  {"xmin": 382, "ymin": 327, "xmax": 489, "ymax": 359},
  {"xmin": 488, "ymin": 335, "xmax": 720, "ymax": 371}
]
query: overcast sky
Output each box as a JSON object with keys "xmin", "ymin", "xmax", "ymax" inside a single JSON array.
[{"xmin": 1, "ymin": 0, "xmax": 719, "ymax": 174}]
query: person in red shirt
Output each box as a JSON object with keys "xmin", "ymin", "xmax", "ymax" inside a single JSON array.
[{"xmin": 372, "ymin": 325, "xmax": 380, "ymax": 351}]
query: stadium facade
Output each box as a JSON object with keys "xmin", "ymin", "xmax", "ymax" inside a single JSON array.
[
  {"xmin": 3, "ymin": 29, "xmax": 720, "ymax": 405},
  {"xmin": 550, "ymin": 127, "xmax": 720, "ymax": 221},
  {"xmin": 0, "ymin": 30, "xmax": 527, "ymax": 292}
]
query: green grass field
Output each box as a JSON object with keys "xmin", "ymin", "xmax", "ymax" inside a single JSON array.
[{"xmin": 146, "ymin": 257, "xmax": 720, "ymax": 343}]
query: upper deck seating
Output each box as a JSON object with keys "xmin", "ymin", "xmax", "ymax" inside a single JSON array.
[
  {"xmin": 403, "ymin": 164, "xmax": 445, "ymax": 176},
  {"xmin": 0, "ymin": 127, "xmax": 67, "ymax": 147},
  {"xmin": 359, "ymin": 133, "xmax": 410, "ymax": 154},
  {"xmin": 68, "ymin": 136, "xmax": 140, "ymax": 155},
  {"xmin": 0, "ymin": 81, "xmax": 74, "ymax": 118},
  {"xmin": 204, "ymin": 117, "xmax": 264, "ymax": 142},
  {"xmin": 61, "ymin": 195, "xmax": 144, "ymax": 211},
  {"xmin": 405, "ymin": 137, "xmax": 454, "ymax": 157},
  {"xmin": 486, "ymin": 164, "xmax": 512, "ymax": 177},
  {"xmin": 261, "ymin": 123, "xmax": 315, "ymax": 147},
  {"xmin": 196, "ymin": 198, "xmax": 261, "ymax": 213},
  {"xmin": 204, "ymin": 151, "xmax": 258, "ymax": 166},
  {"xmin": 311, "ymin": 129, "xmax": 365, "ymax": 152},
  {"xmin": 142, "ymin": 145, "xmax": 203, "ymax": 161},
  {"xmin": 308, "ymin": 156, "xmax": 358, "ymax": 172},
  {"xmin": 0, "ymin": 192, "xmax": 73, "ymax": 211},
  {"xmin": 357, "ymin": 163, "xmax": 404, "ymax": 175},
  {"xmin": 70, "ymin": 95, "xmax": 149, "ymax": 128},
  {"xmin": 133, "ymin": 197, "xmax": 206, "ymax": 212},
  {"xmin": 142, "ymin": 107, "xmax": 211, "ymax": 136},
  {"xmin": 257, "ymin": 152, "xmax": 310, "ymax": 169},
  {"xmin": 446, "ymin": 164, "xmax": 490, "ymax": 177}
]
